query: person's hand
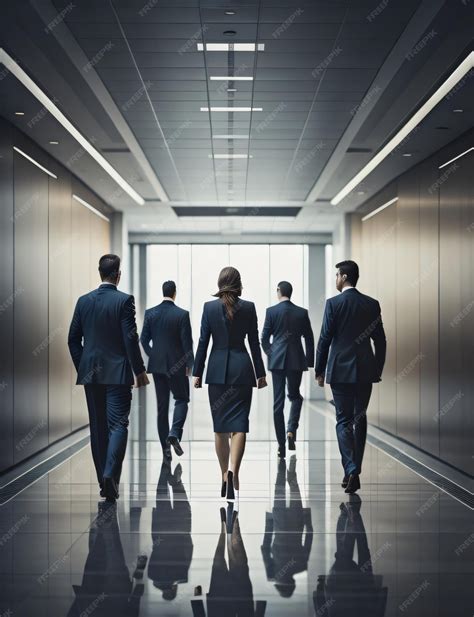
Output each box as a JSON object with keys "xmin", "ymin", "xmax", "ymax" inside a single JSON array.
[
  {"xmin": 135, "ymin": 371, "xmax": 150, "ymax": 388},
  {"xmin": 186, "ymin": 367, "xmax": 192, "ymax": 377},
  {"xmin": 194, "ymin": 377, "xmax": 201, "ymax": 388},
  {"xmin": 315, "ymin": 374, "xmax": 324, "ymax": 387},
  {"xmin": 257, "ymin": 376, "xmax": 268, "ymax": 389}
]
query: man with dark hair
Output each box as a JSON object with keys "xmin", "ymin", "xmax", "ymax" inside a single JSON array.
[
  {"xmin": 68, "ymin": 254, "xmax": 149, "ymax": 502},
  {"xmin": 262, "ymin": 281, "xmax": 314, "ymax": 458},
  {"xmin": 141, "ymin": 281, "xmax": 194, "ymax": 459},
  {"xmin": 315, "ymin": 260, "xmax": 386, "ymax": 495}
]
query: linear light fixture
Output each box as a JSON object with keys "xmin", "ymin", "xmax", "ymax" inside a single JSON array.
[
  {"xmin": 330, "ymin": 52, "xmax": 474, "ymax": 206},
  {"xmin": 201, "ymin": 107, "xmax": 262, "ymax": 112},
  {"xmin": 438, "ymin": 146, "xmax": 473, "ymax": 169},
  {"xmin": 73, "ymin": 194, "xmax": 110, "ymax": 222},
  {"xmin": 0, "ymin": 47, "xmax": 145, "ymax": 206},
  {"xmin": 213, "ymin": 134, "xmax": 249, "ymax": 139},
  {"xmin": 197, "ymin": 43, "xmax": 265, "ymax": 51},
  {"xmin": 210, "ymin": 76, "xmax": 253, "ymax": 81},
  {"xmin": 361, "ymin": 197, "xmax": 398, "ymax": 222},
  {"xmin": 209, "ymin": 153, "xmax": 252, "ymax": 159},
  {"xmin": 13, "ymin": 146, "xmax": 57, "ymax": 179}
]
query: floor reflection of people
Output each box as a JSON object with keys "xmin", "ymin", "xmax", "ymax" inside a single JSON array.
[
  {"xmin": 313, "ymin": 495, "xmax": 388, "ymax": 617},
  {"xmin": 148, "ymin": 461, "xmax": 193, "ymax": 601},
  {"xmin": 192, "ymin": 506, "xmax": 267, "ymax": 617},
  {"xmin": 68, "ymin": 502, "xmax": 144, "ymax": 616},
  {"xmin": 261, "ymin": 456, "xmax": 313, "ymax": 597}
]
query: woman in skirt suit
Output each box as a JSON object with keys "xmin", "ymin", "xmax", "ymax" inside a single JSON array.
[{"xmin": 193, "ymin": 266, "xmax": 267, "ymax": 500}]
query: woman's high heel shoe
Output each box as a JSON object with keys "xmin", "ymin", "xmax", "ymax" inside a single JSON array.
[{"xmin": 226, "ymin": 471, "xmax": 235, "ymax": 500}]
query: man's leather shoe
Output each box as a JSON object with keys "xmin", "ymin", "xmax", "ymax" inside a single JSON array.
[
  {"xmin": 341, "ymin": 475, "xmax": 349, "ymax": 489},
  {"xmin": 345, "ymin": 474, "xmax": 361, "ymax": 494},
  {"xmin": 103, "ymin": 476, "xmax": 119, "ymax": 502},
  {"xmin": 277, "ymin": 445, "xmax": 286, "ymax": 459},
  {"xmin": 167, "ymin": 436, "xmax": 184, "ymax": 457}
]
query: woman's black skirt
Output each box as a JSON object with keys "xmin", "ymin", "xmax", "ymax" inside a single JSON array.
[{"xmin": 208, "ymin": 384, "xmax": 253, "ymax": 433}]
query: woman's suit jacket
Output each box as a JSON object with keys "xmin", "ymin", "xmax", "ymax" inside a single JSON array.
[{"xmin": 193, "ymin": 298, "xmax": 266, "ymax": 386}]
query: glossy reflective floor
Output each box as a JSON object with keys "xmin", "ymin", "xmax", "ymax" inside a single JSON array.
[{"xmin": 1, "ymin": 395, "xmax": 473, "ymax": 617}]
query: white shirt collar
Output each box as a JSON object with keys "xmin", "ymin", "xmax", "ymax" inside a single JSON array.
[
  {"xmin": 341, "ymin": 286, "xmax": 354, "ymax": 293},
  {"xmin": 163, "ymin": 297, "xmax": 175, "ymax": 302}
]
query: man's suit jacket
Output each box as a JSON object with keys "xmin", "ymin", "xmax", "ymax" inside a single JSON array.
[
  {"xmin": 193, "ymin": 298, "xmax": 266, "ymax": 386},
  {"xmin": 68, "ymin": 283, "xmax": 145, "ymax": 386},
  {"xmin": 261, "ymin": 301, "xmax": 314, "ymax": 372},
  {"xmin": 140, "ymin": 301, "xmax": 194, "ymax": 377},
  {"xmin": 315, "ymin": 288, "xmax": 386, "ymax": 384}
]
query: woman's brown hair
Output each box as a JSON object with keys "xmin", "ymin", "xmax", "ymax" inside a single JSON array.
[{"xmin": 213, "ymin": 266, "xmax": 242, "ymax": 320}]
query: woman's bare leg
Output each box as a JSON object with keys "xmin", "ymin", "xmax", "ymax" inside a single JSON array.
[
  {"xmin": 230, "ymin": 432, "xmax": 246, "ymax": 490},
  {"xmin": 215, "ymin": 432, "xmax": 230, "ymax": 481}
]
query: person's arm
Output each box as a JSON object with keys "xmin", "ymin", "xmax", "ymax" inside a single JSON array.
[
  {"xmin": 303, "ymin": 309, "xmax": 315, "ymax": 368},
  {"xmin": 181, "ymin": 311, "xmax": 194, "ymax": 374},
  {"xmin": 248, "ymin": 303, "xmax": 266, "ymax": 380},
  {"xmin": 121, "ymin": 295, "xmax": 147, "ymax": 381},
  {"xmin": 139, "ymin": 310, "xmax": 152, "ymax": 357},
  {"xmin": 315, "ymin": 299, "xmax": 336, "ymax": 380},
  {"xmin": 260, "ymin": 308, "xmax": 273, "ymax": 356},
  {"xmin": 68, "ymin": 299, "xmax": 83, "ymax": 371},
  {"xmin": 192, "ymin": 304, "xmax": 211, "ymax": 383},
  {"xmin": 371, "ymin": 302, "xmax": 387, "ymax": 381}
]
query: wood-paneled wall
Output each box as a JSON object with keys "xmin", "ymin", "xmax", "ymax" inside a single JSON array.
[
  {"xmin": 0, "ymin": 117, "xmax": 111, "ymax": 472},
  {"xmin": 350, "ymin": 129, "xmax": 473, "ymax": 476}
]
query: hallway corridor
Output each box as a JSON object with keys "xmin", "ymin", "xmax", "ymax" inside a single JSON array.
[{"xmin": 1, "ymin": 401, "xmax": 472, "ymax": 617}]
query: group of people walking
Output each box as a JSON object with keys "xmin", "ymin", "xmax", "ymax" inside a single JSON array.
[{"xmin": 68, "ymin": 254, "xmax": 386, "ymax": 503}]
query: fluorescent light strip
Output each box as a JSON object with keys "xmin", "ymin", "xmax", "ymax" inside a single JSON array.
[
  {"xmin": 438, "ymin": 146, "xmax": 474, "ymax": 169},
  {"xmin": 209, "ymin": 154, "xmax": 252, "ymax": 159},
  {"xmin": 210, "ymin": 76, "xmax": 253, "ymax": 81},
  {"xmin": 197, "ymin": 43, "xmax": 265, "ymax": 52},
  {"xmin": 201, "ymin": 107, "xmax": 262, "ymax": 112},
  {"xmin": 361, "ymin": 197, "xmax": 398, "ymax": 222},
  {"xmin": 73, "ymin": 194, "xmax": 110, "ymax": 222},
  {"xmin": 0, "ymin": 48, "xmax": 145, "ymax": 206},
  {"xmin": 13, "ymin": 146, "xmax": 57, "ymax": 179},
  {"xmin": 331, "ymin": 52, "xmax": 474, "ymax": 206},
  {"xmin": 213, "ymin": 135, "xmax": 249, "ymax": 139}
]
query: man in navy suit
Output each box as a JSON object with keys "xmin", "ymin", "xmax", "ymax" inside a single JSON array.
[
  {"xmin": 262, "ymin": 282, "xmax": 314, "ymax": 458},
  {"xmin": 315, "ymin": 260, "xmax": 386, "ymax": 494},
  {"xmin": 141, "ymin": 281, "xmax": 194, "ymax": 459},
  {"xmin": 68, "ymin": 254, "xmax": 149, "ymax": 502}
]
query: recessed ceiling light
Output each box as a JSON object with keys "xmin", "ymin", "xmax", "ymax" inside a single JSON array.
[
  {"xmin": 357, "ymin": 191, "xmax": 365, "ymax": 195},
  {"xmin": 13, "ymin": 146, "xmax": 57, "ymax": 178},
  {"xmin": 199, "ymin": 43, "xmax": 264, "ymax": 52},
  {"xmin": 438, "ymin": 146, "xmax": 474, "ymax": 169},
  {"xmin": 452, "ymin": 108, "xmax": 463, "ymax": 113},
  {"xmin": 49, "ymin": 140, "xmax": 59, "ymax": 145},
  {"xmin": 73, "ymin": 194, "xmax": 110, "ymax": 222},
  {"xmin": 402, "ymin": 153, "xmax": 412, "ymax": 157},
  {"xmin": 213, "ymin": 134, "xmax": 249, "ymax": 139},
  {"xmin": 227, "ymin": 88, "xmax": 237, "ymax": 92},
  {"xmin": 209, "ymin": 153, "xmax": 252, "ymax": 159},
  {"xmin": 326, "ymin": 51, "xmax": 474, "ymax": 206},
  {"xmin": 201, "ymin": 106, "xmax": 262, "ymax": 112},
  {"xmin": 362, "ymin": 197, "xmax": 399, "ymax": 222},
  {"xmin": 14, "ymin": 111, "xmax": 24, "ymax": 116},
  {"xmin": 223, "ymin": 30, "xmax": 237, "ymax": 37},
  {"xmin": 210, "ymin": 76, "xmax": 253, "ymax": 81},
  {"xmin": 225, "ymin": 10, "xmax": 236, "ymax": 15}
]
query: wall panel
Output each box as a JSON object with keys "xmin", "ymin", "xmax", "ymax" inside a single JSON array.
[
  {"xmin": 49, "ymin": 172, "xmax": 73, "ymax": 443},
  {"xmin": 0, "ymin": 120, "xmax": 14, "ymax": 470},
  {"xmin": 13, "ymin": 153, "xmax": 49, "ymax": 463}
]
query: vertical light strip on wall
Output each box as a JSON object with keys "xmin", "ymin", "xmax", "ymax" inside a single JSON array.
[
  {"xmin": 13, "ymin": 146, "xmax": 57, "ymax": 179},
  {"xmin": 72, "ymin": 194, "xmax": 110, "ymax": 222},
  {"xmin": 0, "ymin": 47, "xmax": 145, "ymax": 205}
]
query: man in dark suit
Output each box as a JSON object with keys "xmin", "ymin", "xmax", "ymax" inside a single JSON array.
[
  {"xmin": 68, "ymin": 254, "xmax": 149, "ymax": 502},
  {"xmin": 261, "ymin": 281, "xmax": 314, "ymax": 458},
  {"xmin": 315, "ymin": 260, "xmax": 386, "ymax": 494},
  {"xmin": 140, "ymin": 281, "xmax": 194, "ymax": 459}
]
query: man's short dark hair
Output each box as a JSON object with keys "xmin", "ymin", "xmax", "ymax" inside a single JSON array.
[
  {"xmin": 98, "ymin": 254, "xmax": 120, "ymax": 281},
  {"xmin": 162, "ymin": 280, "xmax": 176, "ymax": 297},
  {"xmin": 336, "ymin": 260, "xmax": 359, "ymax": 286},
  {"xmin": 277, "ymin": 281, "xmax": 293, "ymax": 298}
]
